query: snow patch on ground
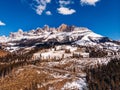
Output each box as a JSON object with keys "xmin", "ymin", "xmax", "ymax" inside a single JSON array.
[{"xmin": 61, "ymin": 78, "xmax": 88, "ymax": 90}]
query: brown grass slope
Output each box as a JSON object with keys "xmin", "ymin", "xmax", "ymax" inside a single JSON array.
[{"xmin": 0, "ymin": 66, "xmax": 72, "ymax": 90}]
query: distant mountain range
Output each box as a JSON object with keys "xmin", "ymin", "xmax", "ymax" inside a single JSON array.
[{"xmin": 0, "ymin": 24, "xmax": 120, "ymax": 52}]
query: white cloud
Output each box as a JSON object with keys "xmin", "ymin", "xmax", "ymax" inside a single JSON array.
[
  {"xmin": 57, "ymin": 0, "xmax": 75, "ymax": 15},
  {"xmin": 0, "ymin": 21, "xmax": 6, "ymax": 26},
  {"xmin": 26, "ymin": 0, "xmax": 100, "ymax": 15},
  {"xmin": 80, "ymin": 0, "xmax": 100, "ymax": 6},
  {"xmin": 36, "ymin": 5, "xmax": 46, "ymax": 15},
  {"xmin": 59, "ymin": 0, "xmax": 73, "ymax": 6},
  {"xmin": 57, "ymin": 7, "xmax": 76, "ymax": 15},
  {"xmin": 34, "ymin": 0, "xmax": 51, "ymax": 15},
  {"xmin": 46, "ymin": 11, "xmax": 52, "ymax": 15}
]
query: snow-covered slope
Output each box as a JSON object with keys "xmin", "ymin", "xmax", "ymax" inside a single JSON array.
[{"xmin": 0, "ymin": 24, "xmax": 119, "ymax": 52}]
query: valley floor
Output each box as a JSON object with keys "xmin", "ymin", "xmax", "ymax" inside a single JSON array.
[{"xmin": 0, "ymin": 53, "xmax": 120, "ymax": 90}]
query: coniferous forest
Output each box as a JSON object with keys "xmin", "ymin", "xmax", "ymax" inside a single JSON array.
[{"xmin": 86, "ymin": 58, "xmax": 120, "ymax": 90}]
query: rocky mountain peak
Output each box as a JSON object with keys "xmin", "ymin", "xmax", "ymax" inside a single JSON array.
[
  {"xmin": 0, "ymin": 24, "xmax": 120, "ymax": 52},
  {"xmin": 43, "ymin": 25, "xmax": 49, "ymax": 31},
  {"xmin": 58, "ymin": 24, "xmax": 75, "ymax": 32},
  {"xmin": 18, "ymin": 29, "xmax": 24, "ymax": 35}
]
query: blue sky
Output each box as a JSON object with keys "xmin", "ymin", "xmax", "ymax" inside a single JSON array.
[{"xmin": 0, "ymin": 0, "xmax": 120, "ymax": 40}]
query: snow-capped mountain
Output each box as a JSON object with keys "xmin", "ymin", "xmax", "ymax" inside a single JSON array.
[
  {"xmin": 0, "ymin": 24, "xmax": 120, "ymax": 90},
  {"xmin": 0, "ymin": 24, "xmax": 119, "ymax": 52}
]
